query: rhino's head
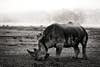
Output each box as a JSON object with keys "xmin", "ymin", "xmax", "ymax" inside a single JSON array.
[
  {"xmin": 27, "ymin": 48, "xmax": 38, "ymax": 58},
  {"xmin": 27, "ymin": 35, "xmax": 49, "ymax": 61},
  {"xmin": 27, "ymin": 48, "xmax": 49, "ymax": 61},
  {"xmin": 27, "ymin": 43, "xmax": 49, "ymax": 61}
]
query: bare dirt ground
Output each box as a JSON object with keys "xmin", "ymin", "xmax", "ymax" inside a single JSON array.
[{"xmin": 0, "ymin": 27, "xmax": 100, "ymax": 67}]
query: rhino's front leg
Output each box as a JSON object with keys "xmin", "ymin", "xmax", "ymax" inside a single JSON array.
[
  {"xmin": 73, "ymin": 46, "xmax": 80, "ymax": 59},
  {"xmin": 56, "ymin": 43, "xmax": 63, "ymax": 61},
  {"xmin": 56, "ymin": 47, "xmax": 62, "ymax": 57}
]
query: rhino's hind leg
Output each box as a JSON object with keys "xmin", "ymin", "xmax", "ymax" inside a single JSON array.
[
  {"xmin": 81, "ymin": 42, "xmax": 87, "ymax": 60},
  {"xmin": 73, "ymin": 46, "xmax": 80, "ymax": 59},
  {"xmin": 81, "ymin": 35, "xmax": 88, "ymax": 60},
  {"xmin": 82, "ymin": 44, "xmax": 87, "ymax": 59}
]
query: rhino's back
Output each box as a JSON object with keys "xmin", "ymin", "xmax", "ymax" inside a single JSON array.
[
  {"xmin": 43, "ymin": 23, "xmax": 85, "ymax": 38},
  {"xmin": 57, "ymin": 24, "xmax": 86, "ymax": 38}
]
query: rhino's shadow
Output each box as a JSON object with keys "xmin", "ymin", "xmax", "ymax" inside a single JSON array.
[
  {"xmin": 48, "ymin": 56, "xmax": 86, "ymax": 62},
  {"xmin": 32, "ymin": 55, "xmax": 88, "ymax": 64}
]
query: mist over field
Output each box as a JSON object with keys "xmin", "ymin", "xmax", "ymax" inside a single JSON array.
[
  {"xmin": 0, "ymin": 0, "xmax": 100, "ymax": 27},
  {"xmin": 0, "ymin": 9, "xmax": 100, "ymax": 27}
]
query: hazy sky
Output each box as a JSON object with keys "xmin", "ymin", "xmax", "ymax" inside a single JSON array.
[{"xmin": 0, "ymin": 0, "xmax": 100, "ymax": 27}]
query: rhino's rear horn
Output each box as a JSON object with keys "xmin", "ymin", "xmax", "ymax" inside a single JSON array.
[{"xmin": 27, "ymin": 49, "xmax": 34, "ymax": 54}]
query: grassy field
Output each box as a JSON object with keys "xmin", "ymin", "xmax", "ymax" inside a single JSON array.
[{"xmin": 0, "ymin": 26, "xmax": 100, "ymax": 67}]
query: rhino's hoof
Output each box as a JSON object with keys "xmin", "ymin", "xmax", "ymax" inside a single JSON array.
[
  {"xmin": 82, "ymin": 57, "xmax": 88, "ymax": 60},
  {"xmin": 72, "ymin": 56, "xmax": 78, "ymax": 59}
]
